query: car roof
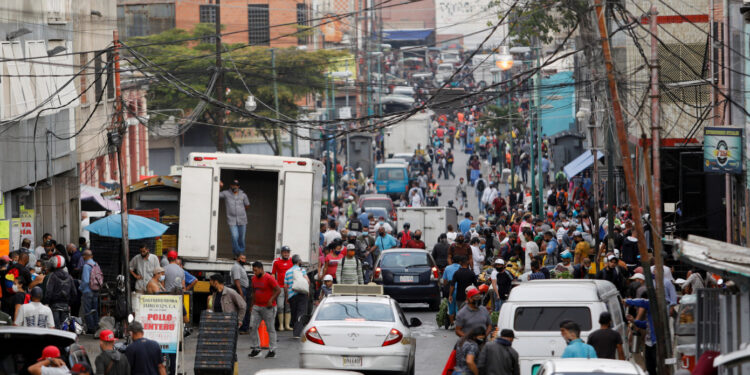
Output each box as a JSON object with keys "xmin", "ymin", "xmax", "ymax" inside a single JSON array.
[
  {"xmin": 0, "ymin": 326, "xmax": 77, "ymax": 341},
  {"xmin": 359, "ymin": 194, "xmax": 391, "ymax": 201},
  {"xmin": 376, "ymin": 163, "xmax": 408, "ymax": 169},
  {"xmin": 256, "ymin": 370, "xmax": 365, "ymax": 375},
  {"xmin": 322, "ymin": 294, "xmax": 393, "ymax": 305},
  {"xmin": 507, "ymin": 279, "xmax": 618, "ymax": 302},
  {"xmin": 544, "ymin": 358, "xmax": 643, "ymax": 374}
]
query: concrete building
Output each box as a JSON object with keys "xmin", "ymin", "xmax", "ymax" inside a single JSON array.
[
  {"xmin": 0, "ymin": 0, "xmax": 118, "ymax": 251},
  {"xmin": 118, "ymin": 0, "xmax": 311, "ymax": 48}
]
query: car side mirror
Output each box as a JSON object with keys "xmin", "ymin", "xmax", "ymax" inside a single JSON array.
[{"xmin": 409, "ymin": 317, "xmax": 422, "ymax": 328}]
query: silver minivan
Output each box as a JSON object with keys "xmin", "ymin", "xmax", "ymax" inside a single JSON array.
[{"xmin": 496, "ymin": 280, "xmax": 629, "ymax": 375}]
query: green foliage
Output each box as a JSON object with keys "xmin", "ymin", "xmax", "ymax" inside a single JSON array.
[
  {"xmin": 493, "ymin": 0, "xmax": 587, "ymax": 46},
  {"xmin": 125, "ymin": 26, "xmax": 346, "ymax": 151},
  {"xmin": 479, "ymin": 104, "xmax": 524, "ymax": 141}
]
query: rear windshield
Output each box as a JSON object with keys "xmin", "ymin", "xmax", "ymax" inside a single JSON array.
[
  {"xmin": 513, "ymin": 307, "xmax": 592, "ymax": 331},
  {"xmin": 363, "ymin": 200, "xmax": 392, "ymax": 211},
  {"xmin": 316, "ymin": 302, "xmax": 394, "ymax": 322},
  {"xmin": 376, "ymin": 168, "xmax": 405, "ymax": 180},
  {"xmin": 380, "ymin": 252, "xmax": 432, "ymax": 268}
]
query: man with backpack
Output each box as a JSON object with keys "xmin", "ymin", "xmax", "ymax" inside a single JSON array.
[
  {"xmin": 44, "ymin": 255, "xmax": 77, "ymax": 329},
  {"xmin": 80, "ymin": 250, "xmax": 102, "ymax": 334},
  {"xmin": 95, "ymin": 329, "xmax": 130, "ymax": 375},
  {"xmin": 336, "ymin": 244, "xmax": 364, "ymax": 285},
  {"xmin": 555, "ymin": 167, "xmax": 568, "ymax": 190},
  {"xmin": 474, "ymin": 174, "xmax": 487, "ymax": 213}
]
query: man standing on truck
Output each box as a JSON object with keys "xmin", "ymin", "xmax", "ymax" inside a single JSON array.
[{"xmin": 219, "ymin": 179, "xmax": 250, "ymax": 256}]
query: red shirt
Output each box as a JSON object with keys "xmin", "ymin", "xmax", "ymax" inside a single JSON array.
[
  {"xmin": 271, "ymin": 257, "xmax": 293, "ymax": 286},
  {"xmin": 325, "ymin": 252, "xmax": 344, "ymax": 277},
  {"xmin": 436, "ymin": 128, "xmax": 445, "ymax": 138},
  {"xmin": 251, "ymin": 272, "xmax": 279, "ymax": 307},
  {"xmin": 405, "ymin": 239, "xmax": 426, "ymax": 249}
]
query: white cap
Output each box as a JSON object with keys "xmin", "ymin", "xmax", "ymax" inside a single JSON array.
[
  {"xmin": 630, "ymin": 273, "xmax": 645, "ymax": 281},
  {"xmin": 494, "ymin": 258, "xmax": 505, "ymax": 265},
  {"xmin": 607, "ymin": 254, "xmax": 617, "ymax": 261},
  {"xmin": 323, "ymin": 274, "xmax": 333, "ymax": 281}
]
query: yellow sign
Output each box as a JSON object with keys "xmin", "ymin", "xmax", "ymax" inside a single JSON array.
[
  {"xmin": 0, "ymin": 220, "xmax": 9, "ymax": 239},
  {"xmin": 0, "ymin": 202, "xmax": 5, "ymax": 220}
]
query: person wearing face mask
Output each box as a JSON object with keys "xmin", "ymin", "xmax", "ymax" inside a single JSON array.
[
  {"xmin": 374, "ymin": 227, "xmax": 398, "ymax": 253},
  {"xmin": 490, "ymin": 259, "xmax": 513, "ymax": 312},
  {"xmin": 560, "ymin": 320, "xmax": 597, "ymax": 358},
  {"xmin": 322, "ymin": 241, "xmax": 345, "ymax": 283},
  {"xmin": 405, "ymin": 230, "xmax": 426, "ymax": 249},
  {"xmin": 477, "ymin": 329, "xmax": 519, "ymax": 375},
  {"xmin": 129, "ymin": 245, "xmax": 160, "ymax": 293},
  {"xmin": 43, "ymin": 255, "xmax": 77, "ymax": 328},
  {"xmin": 455, "ymin": 287, "xmax": 491, "ymax": 338},
  {"xmin": 9, "ymin": 276, "xmax": 30, "ymax": 322},
  {"xmin": 336, "ymin": 244, "xmax": 364, "ymax": 285},
  {"xmin": 219, "ymin": 179, "xmax": 251, "ymax": 257},
  {"xmin": 146, "ymin": 266, "xmax": 166, "ymax": 294},
  {"xmin": 271, "ymin": 246, "xmax": 293, "ymax": 331},
  {"xmin": 452, "ymin": 326, "xmax": 487, "ymax": 375}
]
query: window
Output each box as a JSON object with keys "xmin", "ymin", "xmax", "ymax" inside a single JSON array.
[
  {"xmin": 376, "ymin": 168, "xmax": 405, "ymax": 180},
  {"xmin": 94, "ymin": 52, "xmax": 103, "ymax": 102},
  {"xmin": 513, "ymin": 306, "xmax": 592, "ymax": 331},
  {"xmin": 379, "ymin": 253, "xmax": 432, "ymax": 268},
  {"xmin": 199, "ymin": 4, "xmax": 216, "ymax": 23},
  {"xmin": 658, "ymin": 42, "xmax": 710, "ymax": 104},
  {"xmin": 296, "ymin": 3, "xmax": 308, "ymax": 45},
  {"xmin": 248, "ymin": 4, "xmax": 269, "ymax": 46},
  {"xmin": 316, "ymin": 302, "xmax": 395, "ymax": 322}
]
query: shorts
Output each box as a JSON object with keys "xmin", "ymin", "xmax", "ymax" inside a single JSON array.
[{"xmin": 448, "ymin": 299, "xmax": 457, "ymax": 315}]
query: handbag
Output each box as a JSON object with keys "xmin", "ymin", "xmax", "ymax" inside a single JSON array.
[{"xmin": 292, "ymin": 268, "xmax": 310, "ymax": 294}]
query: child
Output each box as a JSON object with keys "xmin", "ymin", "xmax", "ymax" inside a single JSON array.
[{"xmin": 317, "ymin": 274, "xmax": 334, "ymax": 305}]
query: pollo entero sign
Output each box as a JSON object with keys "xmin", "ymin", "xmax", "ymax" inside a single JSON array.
[{"xmin": 137, "ymin": 295, "xmax": 182, "ymax": 353}]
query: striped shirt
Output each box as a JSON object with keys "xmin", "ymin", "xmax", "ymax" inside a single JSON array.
[
  {"xmin": 335, "ymin": 256, "xmax": 364, "ymax": 285},
  {"xmin": 284, "ymin": 265, "xmax": 307, "ymax": 299}
]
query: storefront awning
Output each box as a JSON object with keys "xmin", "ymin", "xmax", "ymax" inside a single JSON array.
[
  {"xmin": 382, "ymin": 29, "xmax": 434, "ymax": 42},
  {"xmin": 563, "ymin": 150, "xmax": 604, "ymax": 178}
]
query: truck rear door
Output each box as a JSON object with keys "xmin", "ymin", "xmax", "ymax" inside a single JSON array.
[
  {"xmin": 178, "ymin": 166, "xmax": 214, "ymax": 259},
  {"xmin": 281, "ymin": 172, "xmax": 315, "ymax": 262}
]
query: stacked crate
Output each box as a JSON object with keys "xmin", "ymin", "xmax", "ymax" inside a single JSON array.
[{"xmin": 194, "ymin": 311, "xmax": 238, "ymax": 375}]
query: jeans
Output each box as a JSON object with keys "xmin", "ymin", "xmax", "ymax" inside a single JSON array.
[
  {"xmin": 81, "ymin": 292, "xmax": 99, "ymax": 332},
  {"xmin": 477, "ymin": 194, "xmax": 484, "ymax": 212},
  {"xmin": 249, "ymin": 305, "xmax": 277, "ymax": 350},
  {"xmin": 229, "ymin": 224, "xmax": 246, "ymax": 255},
  {"xmin": 51, "ymin": 304, "xmax": 70, "ymax": 329},
  {"xmin": 446, "ymin": 163, "xmax": 456, "ymax": 178},
  {"xmin": 276, "ymin": 292, "xmax": 289, "ymax": 314},
  {"xmin": 289, "ymin": 293, "xmax": 308, "ymax": 337},
  {"xmin": 493, "ymin": 296, "xmax": 505, "ymax": 312},
  {"xmin": 239, "ymin": 287, "xmax": 251, "ymax": 332}
]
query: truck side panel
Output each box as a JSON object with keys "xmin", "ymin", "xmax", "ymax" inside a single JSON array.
[
  {"xmin": 384, "ymin": 114, "xmax": 430, "ymax": 157},
  {"xmin": 281, "ymin": 172, "xmax": 315, "ymax": 264},
  {"xmin": 178, "ymin": 167, "xmax": 214, "ymax": 259}
]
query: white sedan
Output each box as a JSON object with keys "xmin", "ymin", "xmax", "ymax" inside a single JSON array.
[{"xmin": 299, "ymin": 293, "xmax": 421, "ymax": 374}]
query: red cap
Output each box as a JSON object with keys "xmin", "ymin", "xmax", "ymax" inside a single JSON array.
[
  {"xmin": 38, "ymin": 345, "xmax": 60, "ymax": 361},
  {"xmin": 166, "ymin": 250, "xmax": 178, "ymax": 260},
  {"xmin": 99, "ymin": 329, "xmax": 115, "ymax": 342},
  {"xmin": 478, "ymin": 284, "xmax": 489, "ymax": 294},
  {"xmin": 466, "ymin": 288, "xmax": 480, "ymax": 300}
]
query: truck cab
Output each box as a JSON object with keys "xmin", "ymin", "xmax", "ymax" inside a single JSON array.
[{"xmin": 178, "ymin": 153, "xmax": 324, "ymax": 272}]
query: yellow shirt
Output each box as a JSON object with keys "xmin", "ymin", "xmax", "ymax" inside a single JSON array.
[{"xmin": 574, "ymin": 241, "xmax": 591, "ymax": 265}]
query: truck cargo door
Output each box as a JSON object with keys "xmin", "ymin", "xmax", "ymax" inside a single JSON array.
[
  {"xmin": 178, "ymin": 166, "xmax": 214, "ymax": 258},
  {"xmin": 281, "ymin": 172, "xmax": 314, "ymax": 259}
]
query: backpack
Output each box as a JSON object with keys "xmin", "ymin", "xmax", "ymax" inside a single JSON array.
[
  {"xmin": 476, "ymin": 179, "xmax": 486, "ymax": 193},
  {"xmin": 56, "ymin": 272, "xmax": 74, "ymax": 302},
  {"xmin": 291, "ymin": 268, "xmax": 310, "ymax": 294},
  {"xmin": 556, "ymin": 171, "xmax": 567, "ymax": 184},
  {"xmin": 87, "ymin": 262, "xmax": 104, "ymax": 291}
]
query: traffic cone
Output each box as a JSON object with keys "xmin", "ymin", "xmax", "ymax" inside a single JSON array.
[{"xmin": 259, "ymin": 321, "xmax": 270, "ymax": 349}]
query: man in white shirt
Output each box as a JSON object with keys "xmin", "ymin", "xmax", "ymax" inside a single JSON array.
[
  {"xmin": 523, "ymin": 229, "xmax": 539, "ymax": 271},
  {"xmin": 469, "ymin": 237, "xmax": 485, "ymax": 275},
  {"xmin": 34, "ymin": 233, "xmax": 52, "ymax": 262},
  {"xmin": 323, "ymin": 221, "xmax": 342, "ymax": 246},
  {"xmin": 410, "ymin": 190, "xmax": 423, "ymax": 207},
  {"xmin": 373, "ymin": 217, "xmax": 393, "ymax": 234},
  {"xmin": 15, "ymin": 287, "xmax": 54, "ymax": 328}
]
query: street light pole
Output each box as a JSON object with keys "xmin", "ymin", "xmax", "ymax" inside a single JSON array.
[{"xmin": 534, "ymin": 46, "xmax": 544, "ymax": 214}]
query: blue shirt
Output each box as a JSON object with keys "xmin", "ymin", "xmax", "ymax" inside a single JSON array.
[
  {"xmin": 541, "ymin": 158, "xmax": 550, "ymax": 173},
  {"xmin": 80, "ymin": 259, "xmax": 96, "ymax": 293},
  {"xmin": 442, "ymin": 263, "xmax": 460, "ymax": 297},
  {"xmin": 284, "ymin": 265, "xmax": 307, "ymax": 299},
  {"xmin": 546, "ymin": 239, "xmax": 558, "ymax": 255},
  {"xmin": 375, "ymin": 234, "xmax": 398, "ymax": 251},
  {"xmin": 561, "ymin": 338, "xmax": 598, "ymax": 359},
  {"xmin": 358, "ymin": 212, "xmax": 370, "ymax": 229},
  {"xmin": 184, "ymin": 270, "xmax": 196, "ymax": 286},
  {"xmin": 458, "ymin": 218, "xmax": 472, "ymax": 235}
]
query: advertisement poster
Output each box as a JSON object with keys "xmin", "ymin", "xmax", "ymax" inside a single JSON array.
[
  {"xmin": 20, "ymin": 208, "xmax": 34, "ymax": 248},
  {"xmin": 137, "ymin": 295, "xmax": 182, "ymax": 354},
  {"xmin": 704, "ymin": 126, "xmax": 743, "ymax": 174}
]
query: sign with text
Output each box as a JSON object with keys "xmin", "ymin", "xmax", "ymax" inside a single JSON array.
[
  {"xmin": 20, "ymin": 208, "xmax": 34, "ymax": 248},
  {"xmin": 704, "ymin": 126, "xmax": 743, "ymax": 174},
  {"xmin": 137, "ymin": 295, "xmax": 182, "ymax": 354}
]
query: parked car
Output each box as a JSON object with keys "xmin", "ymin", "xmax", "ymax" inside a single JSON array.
[
  {"xmin": 391, "ymin": 86, "xmax": 416, "ymax": 97},
  {"xmin": 0, "ymin": 326, "xmax": 92, "ymax": 375},
  {"xmin": 535, "ymin": 358, "xmax": 645, "ymax": 375},
  {"xmin": 299, "ymin": 293, "xmax": 421, "ymax": 374},
  {"xmin": 436, "ymin": 63, "xmax": 455, "ymax": 84},
  {"xmin": 358, "ymin": 194, "xmax": 395, "ymax": 218},
  {"xmin": 373, "ymin": 249, "xmax": 441, "ymax": 310}
]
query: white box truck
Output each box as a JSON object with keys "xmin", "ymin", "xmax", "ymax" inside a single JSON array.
[
  {"xmin": 383, "ymin": 111, "xmax": 432, "ymax": 158},
  {"xmin": 178, "ymin": 152, "xmax": 324, "ymax": 272},
  {"xmin": 396, "ymin": 207, "xmax": 458, "ymax": 249}
]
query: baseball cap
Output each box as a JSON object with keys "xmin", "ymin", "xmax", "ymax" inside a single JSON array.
[
  {"xmin": 607, "ymin": 254, "xmax": 617, "ymax": 262},
  {"xmin": 280, "ymin": 245, "xmax": 291, "ymax": 252},
  {"xmin": 0, "ymin": 255, "xmax": 10, "ymax": 262},
  {"xmin": 346, "ymin": 244, "xmax": 356, "ymax": 250},
  {"xmin": 231, "ymin": 179, "xmax": 240, "ymax": 185},
  {"xmin": 153, "ymin": 266, "xmax": 164, "ymax": 274},
  {"xmin": 466, "ymin": 288, "xmax": 480, "ymax": 300},
  {"xmin": 500, "ymin": 329, "xmax": 515, "ymax": 338},
  {"xmin": 323, "ymin": 274, "xmax": 333, "ymax": 281},
  {"xmin": 560, "ymin": 250, "xmax": 573, "ymax": 259},
  {"xmin": 630, "ymin": 273, "xmax": 645, "ymax": 281},
  {"xmin": 166, "ymin": 250, "xmax": 178, "ymax": 260},
  {"xmin": 478, "ymin": 284, "xmax": 489, "ymax": 294},
  {"xmin": 71, "ymin": 363, "xmax": 92, "ymax": 374},
  {"xmin": 494, "ymin": 258, "xmax": 505, "ymax": 265},
  {"xmin": 38, "ymin": 345, "xmax": 60, "ymax": 361},
  {"xmin": 99, "ymin": 329, "xmax": 116, "ymax": 342}
]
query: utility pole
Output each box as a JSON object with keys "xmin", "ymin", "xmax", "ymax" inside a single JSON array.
[
  {"xmin": 534, "ymin": 45, "xmax": 544, "ymax": 214},
  {"xmin": 112, "ymin": 30, "xmax": 130, "ymax": 315},
  {"xmin": 215, "ymin": 0, "xmax": 225, "ymax": 152},
  {"xmin": 530, "ymin": 70, "xmax": 537, "ymax": 216},
  {"xmin": 595, "ymin": 1, "xmax": 671, "ymax": 374},
  {"xmin": 271, "ymin": 49, "xmax": 282, "ymax": 156}
]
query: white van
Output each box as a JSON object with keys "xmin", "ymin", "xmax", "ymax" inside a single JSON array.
[{"xmin": 496, "ymin": 280, "xmax": 629, "ymax": 375}]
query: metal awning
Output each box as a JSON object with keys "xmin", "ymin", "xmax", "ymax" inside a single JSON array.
[
  {"xmin": 714, "ymin": 345, "xmax": 750, "ymax": 368},
  {"xmin": 677, "ymin": 235, "xmax": 750, "ymax": 280},
  {"xmin": 563, "ymin": 150, "xmax": 604, "ymax": 178}
]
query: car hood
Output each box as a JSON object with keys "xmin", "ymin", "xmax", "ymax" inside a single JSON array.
[{"xmin": 0, "ymin": 326, "xmax": 77, "ymax": 346}]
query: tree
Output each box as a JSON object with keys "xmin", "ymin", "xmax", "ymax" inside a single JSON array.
[
  {"xmin": 125, "ymin": 24, "xmax": 346, "ymax": 154},
  {"xmin": 479, "ymin": 103, "xmax": 524, "ymax": 142},
  {"xmin": 494, "ymin": 0, "xmax": 587, "ymax": 46}
]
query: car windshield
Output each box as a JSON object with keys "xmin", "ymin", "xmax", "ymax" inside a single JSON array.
[
  {"xmin": 513, "ymin": 306, "xmax": 592, "ymax": 331},
  {"xmin": 376, "ymin": 168, "xmax": 405, "ymax": 180},
  {"xmin": 380, "ymin": 252, "xmax": 431, "ymax": 268},
  {"xmin": 363, "ymin": 200, "xmax": 392, "ymax": 211},
  {"xmin": 316, "ymin": 302, "xmax": 395, "ymax": 322}
]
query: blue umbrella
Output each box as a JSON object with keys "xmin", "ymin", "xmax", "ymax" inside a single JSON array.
[{"xmin": 85, "ymin": 214, "xmax": 168, "ymax": 240}]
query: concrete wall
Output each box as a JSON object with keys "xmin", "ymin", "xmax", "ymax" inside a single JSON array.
[{"xmin": 381, "ymin": 0, "xmax": 435, "ymax": 30}]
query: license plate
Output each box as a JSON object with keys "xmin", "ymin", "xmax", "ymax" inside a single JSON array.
[
  {"xmin": 343, "ymin": 356, "xmax": 362, "ymax": 367},
  {"xmin": 399, "ymin": 275, "xmax": 414, "ymax": 283}
]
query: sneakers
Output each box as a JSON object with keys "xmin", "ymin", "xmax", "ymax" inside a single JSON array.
[
  {"xmin": 265, "ymin": 351, "xmax": 276, "ymax": 358},
  {"xmin": 239, "ymin": 330, "xmax": 249, "ymax": 335},
  {"xmin": 248, "ymin": 349, "xmax": 261, "ymax": 358}
]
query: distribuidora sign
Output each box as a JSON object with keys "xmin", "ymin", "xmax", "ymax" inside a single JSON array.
[
  {"xmin": 704, "ymin": 126, "xmax": 742, "ymax": 174},
  {"xmin": 137, "ymin": 294, "xmax": 182, "ymax": 353}
]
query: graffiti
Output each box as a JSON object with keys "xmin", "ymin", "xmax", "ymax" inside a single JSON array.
[{"xmin": 436, "ymin": 0, "xmax": 490, "ymax": 18}]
